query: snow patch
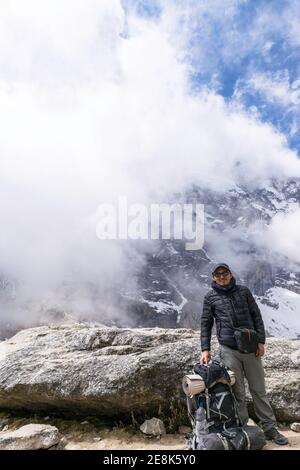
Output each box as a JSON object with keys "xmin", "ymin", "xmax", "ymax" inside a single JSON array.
[{"xmin": 257, "ymin": 286, "xmax": 300, "ymax": 338}]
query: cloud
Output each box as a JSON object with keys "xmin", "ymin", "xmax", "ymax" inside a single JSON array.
[
  {"xmin": 258, "ymin": 207, "xmax": 300, "ymax": 264},
  {"xmin": 0, "ymin": 0, "xmax": 300, "ymax": 327},
  {"xmin": 234, "ymin": 70, "xmax": 300, "ymax": 107},
  {"xmin": 233, "ymin": 69, "xmax": 300, "ymax": 138},
  {"xmin": 0, "ymin": 0, "xmax": 124, "ymax": 85}
]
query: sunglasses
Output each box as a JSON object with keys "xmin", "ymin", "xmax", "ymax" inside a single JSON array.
[{"xmin": 213, "ymin": 271, "xmax": 230, "ymax": 278}]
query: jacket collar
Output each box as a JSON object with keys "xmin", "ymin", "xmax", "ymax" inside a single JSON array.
[{"xmin": 211, "ymin": 275, "xmax": 237, "ymax": 294}]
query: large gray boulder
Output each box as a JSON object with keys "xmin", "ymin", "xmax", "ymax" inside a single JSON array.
[
  {"xmin": 251, "ymin": 338, "xmax": 300, "ymax": 422},
  {"xmin": 0, "ymin": 324, "xmax": 299, "ymax": 421},
  {"xmin": 0, "ymin": 324, "xmax": 199, "ymax": 417}
]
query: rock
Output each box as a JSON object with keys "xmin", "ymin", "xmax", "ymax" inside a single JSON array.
[
  {"xmin": 290, "ymin": 423, "xmax": 300, "ymax": 433},
  {"xmin": 243, "ymin": 338, "xmax": 300, "ymax": 422},
  {"xmin": 0, "ymin": 325, "xmax": 299, "ymax": 422},
  {"xmin": 178, "ymin": 425, "xmax": 192, "ymax": 434},
  {"xmin": 93, "ymin": 437, "xmax": 102, "ymax": 442},
  {"xmin": 140, "ymin": 418, "xmax": 166, "ymax": 436},
  {"xmin": 0, "ymin": 325, "xmax": 199, "ymax": 417},
  {"xmin": 0, "ymin": 424, "xmax": 60, "ymax": 450}
]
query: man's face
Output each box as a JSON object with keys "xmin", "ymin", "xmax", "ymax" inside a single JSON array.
[{"xmin": 212, "ymin": 268, "xmax": 232, "ymax": 286}]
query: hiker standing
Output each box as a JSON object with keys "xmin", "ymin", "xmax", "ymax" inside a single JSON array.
[{"xmin": 200, "ymin": 262, "xmax": 288, "ymax": 446}]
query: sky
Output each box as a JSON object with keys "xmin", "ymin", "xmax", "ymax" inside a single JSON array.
[
  {"xmin": 0, "ymin": 0, "xmax": 300, "ymax": 323},
  {"xmin": 125, "ymin": 0, "xmax": 300, "ymax": 150}
]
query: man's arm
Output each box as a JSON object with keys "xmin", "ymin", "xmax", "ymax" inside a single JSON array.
[
  {"xmin": 200, "ymin": 294, "xmax": 214, "ymax": 352},
  {"xmin": 246, "ymin": 287, "xmax": 266, "ymax": 344}
]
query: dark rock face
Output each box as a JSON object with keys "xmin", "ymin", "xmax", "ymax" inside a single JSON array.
[
  {"xmin": 0, "ymin": 325, "xmax": 299, "ymax": 422},
  {"xmin": 243, "ymin": 260, "xmax": 275, "ymax": 296}
]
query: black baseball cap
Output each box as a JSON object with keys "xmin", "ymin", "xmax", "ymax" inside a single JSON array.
[{"xmin": 211, "ymin": 263, "xmax": 231, "ymax": 275}]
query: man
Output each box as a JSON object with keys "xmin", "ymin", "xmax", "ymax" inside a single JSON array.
[{"xmin": 200, "ymin": 262, "xmax": 288, "ymax": 446}]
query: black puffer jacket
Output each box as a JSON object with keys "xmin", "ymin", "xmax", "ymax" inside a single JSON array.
[{"xmin": 201, "ymin": 277, "xmax": 265, "ymax": 351}]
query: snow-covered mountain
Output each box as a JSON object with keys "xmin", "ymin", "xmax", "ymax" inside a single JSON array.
[
  {"xmin": 1, "ymin": 177, "xmax": 300, "ymax": 339},
  {"xmin": 123, "ymin": 177, "xmax": 300, "ymax": 338}
]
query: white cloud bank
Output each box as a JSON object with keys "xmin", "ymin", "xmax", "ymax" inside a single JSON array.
[
  {"xmin": 0, "ymin": 0, "xmax": 299, "ymax": 320},
  {"xmin": 262, "ymin": 207, "xmax": 300, "ymax": 263}
]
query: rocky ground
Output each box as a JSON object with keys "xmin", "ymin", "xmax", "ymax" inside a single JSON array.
[
  {"xmin": 1, "ymin": 412, "xmax": 299, "ymax": 451},
  {"xmin": 65, "ymin": 428, "xmax": 300, "ymax": 451}
]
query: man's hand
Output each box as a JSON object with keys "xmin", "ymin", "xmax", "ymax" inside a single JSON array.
[
  {"xmin": 255, "ymin": 343, "xmax": 265, "ymax": 357},
  {"xmin": 200, "ymin": 350, "xmax": 211, "ymax": 364}
]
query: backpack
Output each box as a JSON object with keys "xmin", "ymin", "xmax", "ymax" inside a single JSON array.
[
  {"xmin": 188, "ymin": 425, "xmax": 266, "ymax": 450},
  {"xmin": 183, "ymin": 361, "xmax": 265, "ymax": 450},
  {"xmin": 203, "ymin": 381, "xmax": 239, "ymax": 433},
  {"xmin": 185, "ymin": 361, "xmax": 240, "ymax": 433}
]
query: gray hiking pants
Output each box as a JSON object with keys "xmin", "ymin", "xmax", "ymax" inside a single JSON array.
[{"xmin": 219, "ymin": 344, "xmax": 277, "ymax": 432}]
